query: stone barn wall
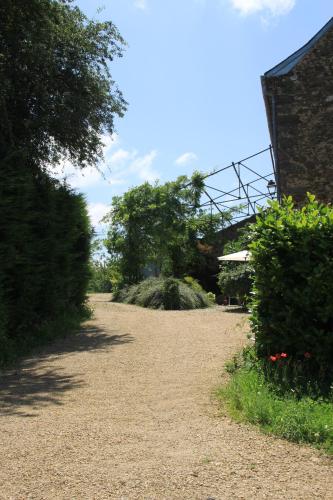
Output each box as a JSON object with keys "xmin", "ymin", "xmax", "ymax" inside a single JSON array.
[{"xmin": 262, "ymin": 22, "xmax": 333, "ymax": 204}]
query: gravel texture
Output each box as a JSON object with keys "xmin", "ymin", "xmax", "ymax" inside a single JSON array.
[{"xmin": 0, "ymin": 294, "xmax": 332, "ymax": 499}]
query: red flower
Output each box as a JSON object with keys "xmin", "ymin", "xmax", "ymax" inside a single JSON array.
[
  {"xmin": 269, "ymin": 355, "xmax": 277, "ymax": 362},
  {"xmin": 280, "ymin": 353, "xmax": 288, "ymax": 358},
  {"xmin": 304, "ymin": 352, "xmax": 312, "ymax": 359},
  {"xmin": 275, "ymin": 353, "xmax": 281, "ymax": 360}
]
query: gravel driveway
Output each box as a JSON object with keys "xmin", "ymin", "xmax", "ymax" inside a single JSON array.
[{"xmin": 0, "ymin": 294, "xmax": 332, "ymax": 499}]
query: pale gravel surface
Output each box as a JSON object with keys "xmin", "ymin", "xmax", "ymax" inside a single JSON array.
[{"xmin": 0, "ymin": 294, "xmax": 332, "ymax": 500}]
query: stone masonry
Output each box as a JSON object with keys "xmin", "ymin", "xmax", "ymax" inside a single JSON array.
[{"xmin": 262, "ymin": 19, "xmax": 333, "ymax": 205}]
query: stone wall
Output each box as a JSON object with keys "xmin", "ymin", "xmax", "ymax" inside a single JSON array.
[{"xmin": 263, "ymin": 27, "xmax": 333, "ymax": 204}]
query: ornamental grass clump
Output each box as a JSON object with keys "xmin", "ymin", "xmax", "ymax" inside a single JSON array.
[
  {"xmin": 249, "ymin": 194, "xmax": 333, "ymax": 393},
  {"xmin": 113, "ymin": 277, "xmax": 212, "ymax": 310}
]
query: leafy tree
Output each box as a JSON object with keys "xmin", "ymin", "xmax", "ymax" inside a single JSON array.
[
  {"xmin": 88, "ymin": 261, "xmax": 113, "ymax": 293},
  {"xmin": 104, "ymin": 175, "xmax": 232, "ymax": 287},
  {"xmin": 0, "ymin": 0, "xmax": 126, "ymax": 169},
  {"xmin": 88, "ymin": 240, "xmax": 113, "ymax": 292},
  {"xmin": 186, "ymin": 211, "xmax": 233, "ymax": 286}
]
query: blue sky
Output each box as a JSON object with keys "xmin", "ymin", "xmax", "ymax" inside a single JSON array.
[{"xmin": 54, "ymin": 0, "xmax": 333, "ymax": 229}]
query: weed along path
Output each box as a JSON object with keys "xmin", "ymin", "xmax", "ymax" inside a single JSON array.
[{"xmin": 0, "ymin": 294, "xmax": 332, "ymax": 499}]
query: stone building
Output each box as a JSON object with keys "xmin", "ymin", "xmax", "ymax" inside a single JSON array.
[{"xmin": 262, "ymin": 17, "xmax": 333, "ymax": 204}]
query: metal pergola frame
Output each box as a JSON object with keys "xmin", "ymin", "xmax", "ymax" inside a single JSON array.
[{"xmin": 195, "ymin": 145, "xmax": 277, "ymax": 223}]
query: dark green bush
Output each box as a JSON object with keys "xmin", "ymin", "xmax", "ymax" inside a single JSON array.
[
  {"xmin": 218, "ymin": 264, "xmax": 252, "ymax": 305},
  {"xmin": 0, "ymin": 162, "xmax": 91, "ymax": 365},
  {"xmin": 113, "ymin": 277, "xmax": 212, "ymax": 310},
  {"xmin": 249, "ymin": 194, "xmax": 333, "ymax": 386}
]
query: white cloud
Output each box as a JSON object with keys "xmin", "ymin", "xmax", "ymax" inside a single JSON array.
[
  {"xmin": 134, "ymin": 0, "xmax": 147, "ymax": 10},
  {"xmin": 110, "ymin": 148, "xmax": 132, "ymax": 165},
  {"xmin": 175, "ymin": 152, "xmax": 198, "ymax": 166},
  {"xmin": 102, "ymin": 133, "xmax": 119, "ymax": 153},
  {"xmin": 88, "ymin": 203, "xmax": 110, "ymax": 228},
  {"xmin": 51, "ymin": 160, "xmax": 105, "ymax": 189},
  {"xmin": 229, "ymin": 0, "xmax": 295, "ymax": 16},
  {"xmin": 51, "ymin": 136, "xmax": 160, "ymax": 190},
  {"xmin": 52, "ymin": 129, "xmax": 160, "ymax": 199},
  {"xmin": 50, "ymin": 133, "xmax": 120, "ymax": 188},
  {"xmin": 129, "ymin": 150, "xmax": 159, "ymax": 182}
]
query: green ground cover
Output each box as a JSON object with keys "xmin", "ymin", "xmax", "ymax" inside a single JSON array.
[{"xmin": 217, "ymin": 361, "xmax": 333, "ymax": 455}]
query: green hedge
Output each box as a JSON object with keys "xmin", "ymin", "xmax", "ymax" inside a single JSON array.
[
  {"xmin": 250, "ymin": 195, "xmax": 333, "ymax": 384},
  {"xmin": 0, "ymin": 161, "xmax": 91, "ymax": 364}
]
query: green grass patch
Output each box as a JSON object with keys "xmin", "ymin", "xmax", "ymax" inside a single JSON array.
[{"xmin": 217, "ymin": 367, "xmax": 333, "ymax": 455}]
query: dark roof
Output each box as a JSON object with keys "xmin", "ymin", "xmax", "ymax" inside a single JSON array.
[{"xmin": 265, "ymin": 17, "xmax": 333, "ymax": 77}]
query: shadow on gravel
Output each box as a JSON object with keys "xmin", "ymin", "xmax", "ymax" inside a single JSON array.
[
  {"xmin": 221, "ymin": 306, "xmax": 249, "ymax": 314},
  {"xmin": 39, "ymin": 326, "xmax": 134, "ymax": 358},
  {"xmin": 0, "ymin": 326, "xmax": 134, "ymax": 417}
]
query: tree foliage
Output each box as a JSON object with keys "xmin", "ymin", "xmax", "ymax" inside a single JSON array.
[
  {"xmin": 88, "ymin": 240, "xmax": 113, "ymax": 293},
  {"xmin": 104, "ymin": 175, "xmax": 232, "ymax": 287},
  {"xmin": 0, "ymin": 0, "xmax": 126, "ymax": 169},
  {"xmin": 88, "ymin": 261, "xmax": 113, "ymax": 293}
]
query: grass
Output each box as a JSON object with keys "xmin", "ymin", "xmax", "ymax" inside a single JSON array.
[
  {"xmin": 113, "ymin": 277, "xmax": 214, "ymax": 310},
  {"xmin": 217, "ymin": 365, "xmax": 333, "ymax": 455}
]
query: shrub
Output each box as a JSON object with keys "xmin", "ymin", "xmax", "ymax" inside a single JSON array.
[
  {"xmin": 113, "ymin": 277, "xmax": 212, "ymax": 310},
  {"xmin": 218, "ymin": 264, "xmax": 252, "ymax": 306},
  {"xmin": 183, "ymin": 275, "xmax": 204, "ymax": 293},
  {"xmin": 249, "ymin": 194, "xmax": 333, "ymax": 386},
  {"xmin": 206, "ymin": 292, "xmax": 216, "ymax": 304}
]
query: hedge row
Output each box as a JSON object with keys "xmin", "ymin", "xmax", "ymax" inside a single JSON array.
[
  {"xmin": 250, "ymin": 195, "xmax": 333, "ymax": 385},
  {"xmin": 0, "ymin": 160, "xmax": 91, "ymax": 365}
]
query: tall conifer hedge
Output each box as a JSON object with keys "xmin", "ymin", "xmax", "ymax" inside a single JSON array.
[{"xmin": 0, "ymin": 160, "xmax": 91, "ymax": 364}]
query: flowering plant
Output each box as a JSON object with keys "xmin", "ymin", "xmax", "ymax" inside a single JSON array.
[{"xmin": 269, "ymin": 353, "xmax": 288, "ymax": 362}]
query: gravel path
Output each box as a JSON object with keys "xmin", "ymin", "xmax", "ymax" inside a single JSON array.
[{"xmin": 0, "ymin": 294, "xmax": 332, "ymax": 499}]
